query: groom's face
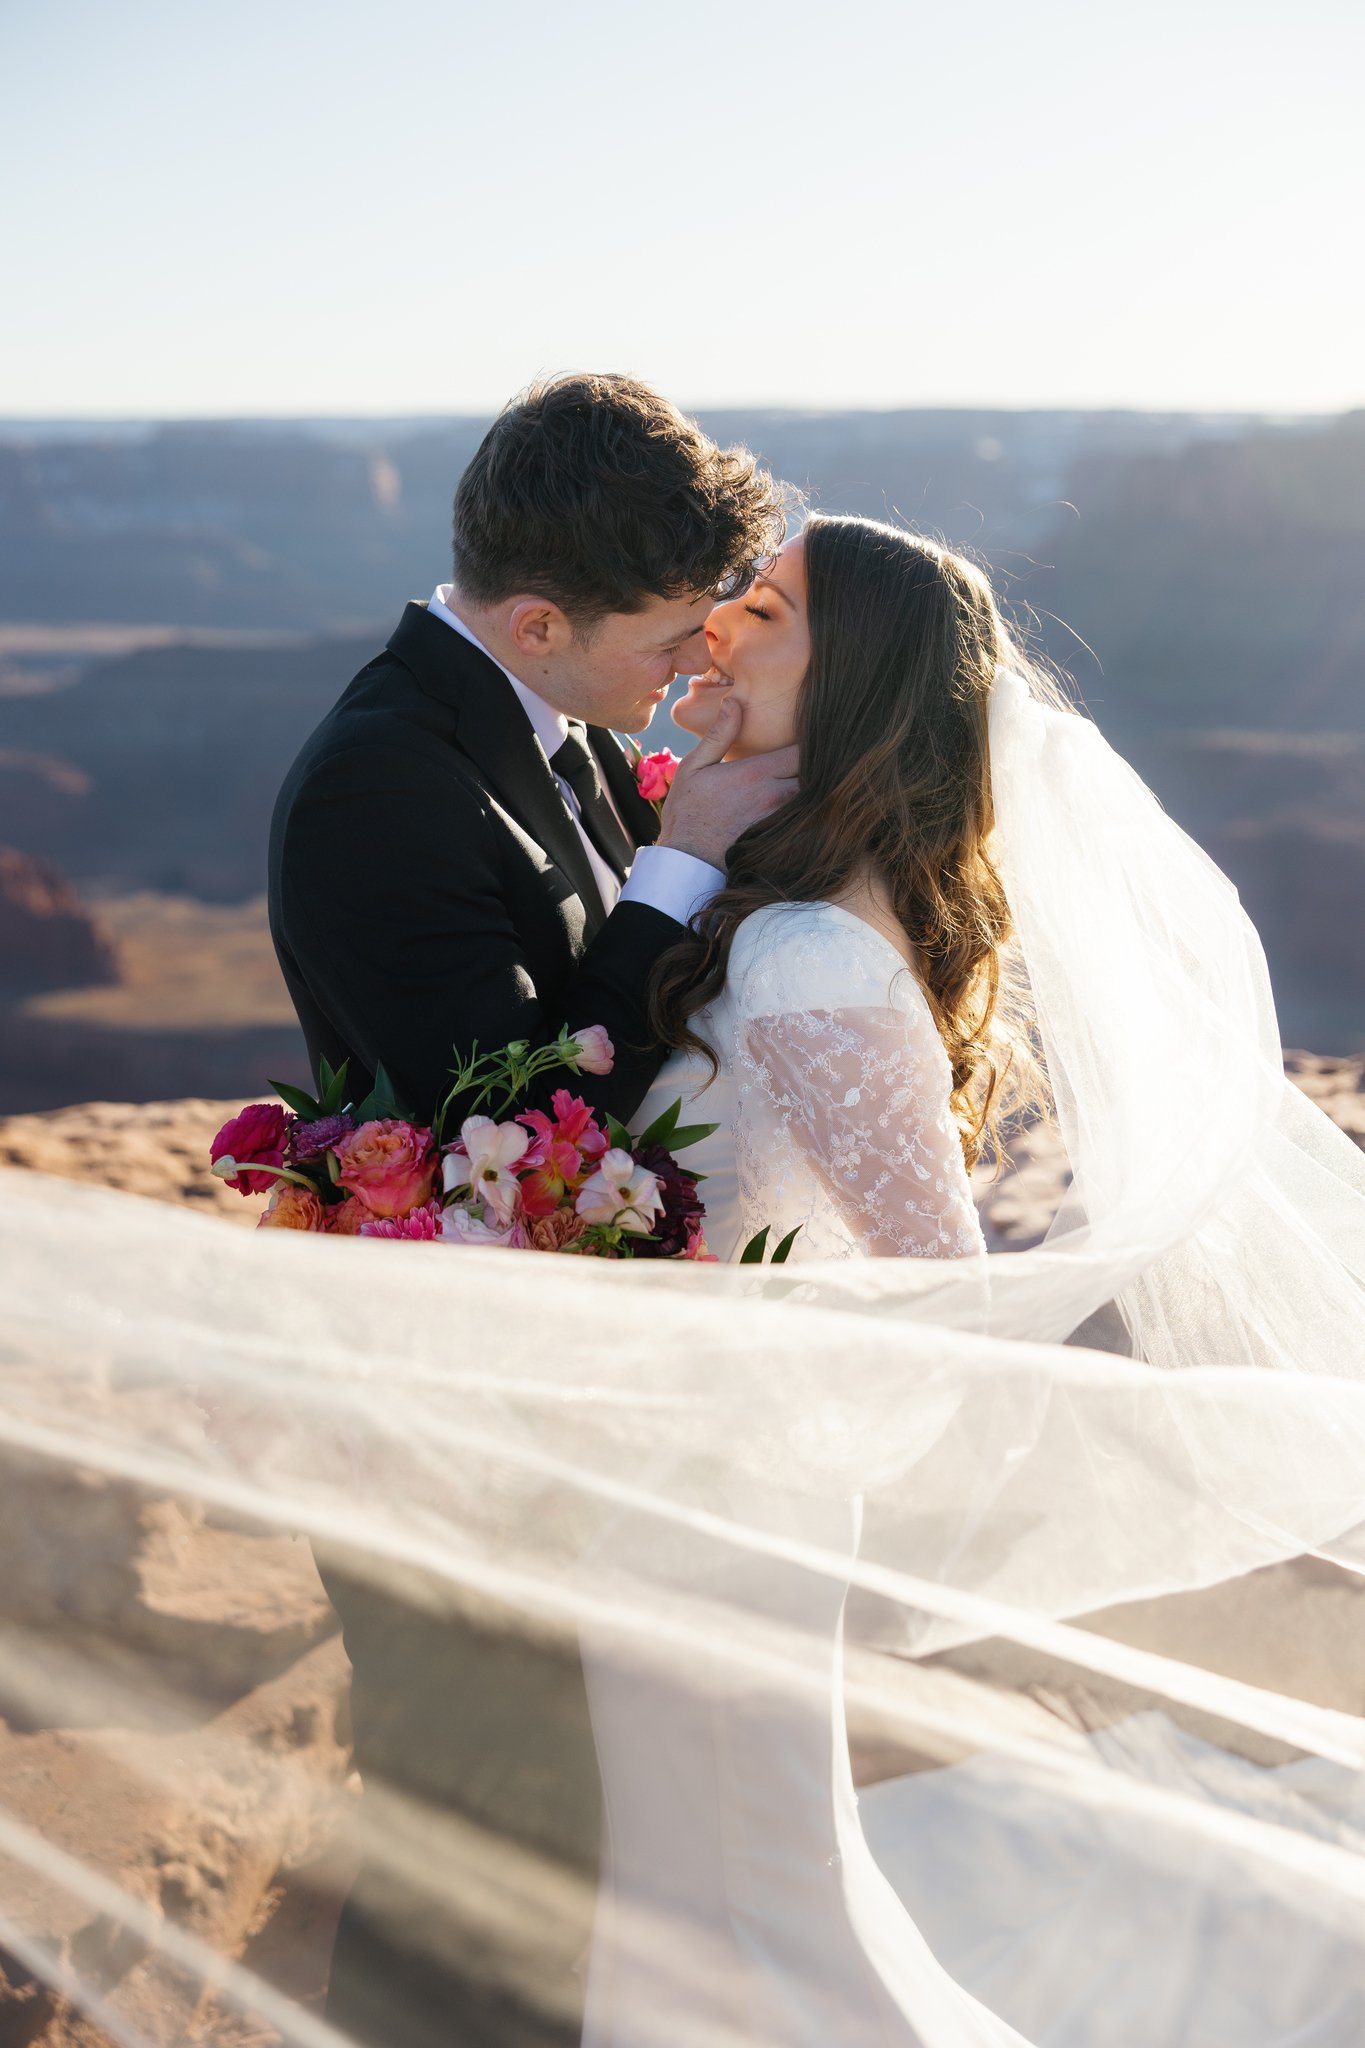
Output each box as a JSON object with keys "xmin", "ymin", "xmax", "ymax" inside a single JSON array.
[{"xmin": 539, "ymin": 590, "xmax": 716, "ymax": 734}]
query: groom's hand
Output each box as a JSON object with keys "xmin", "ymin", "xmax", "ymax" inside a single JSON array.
[{"xmin": 656, "ymin": 696, "xmax": 798, "ymax": 869}]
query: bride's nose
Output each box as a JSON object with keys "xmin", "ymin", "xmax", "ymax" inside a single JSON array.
[{"xmin": 703, "ymin": 603, "xmax": 732, "ymax": 660}]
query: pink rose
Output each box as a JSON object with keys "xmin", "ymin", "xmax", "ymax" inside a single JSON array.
[
  {"xmin": 360, "ymin": 1200, "xmax": 445, "ymax": 1241},
  {"xmin": 257, "ymin": 1184, "xmax": 326, "ymax": 1232},
  {"xmin": 325, "ymin": 1195, "xmax": 373, "ymax": 1236},
  {"xmin": 210, "ymin": 1102, "xmax": 292, "ymax": 1196},
  {"xmin": 566, "ymin": 1025, "xmax": 614, "ymax": 1076},
  {"xmin": 334, "ymin": 1119, "xmax": 436, "ymax": 1217},
  {"xmin": 636, "ymin": 749, "xmax": 679, "ymax": 804}
]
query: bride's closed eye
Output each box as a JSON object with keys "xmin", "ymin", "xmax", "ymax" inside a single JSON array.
[{"xmin": 744, "ymin": 603, "xmax": 771, "ymax": 621}]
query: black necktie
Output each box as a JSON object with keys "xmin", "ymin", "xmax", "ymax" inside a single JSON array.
[{"xmin": 549, "ymin": 723, "xmax": 634, "ymax": 881}]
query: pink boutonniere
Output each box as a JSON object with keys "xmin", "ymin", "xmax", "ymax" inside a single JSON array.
[{"xmin": 625, "ymin": 741, "xmax": 680, "ymax": 813}]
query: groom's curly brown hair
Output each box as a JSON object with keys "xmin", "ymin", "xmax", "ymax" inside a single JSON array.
[{"xmin": 452, "ymin": 373, "xmax": 787, "ymax": 624}]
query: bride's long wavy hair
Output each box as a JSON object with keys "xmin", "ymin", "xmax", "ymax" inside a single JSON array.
[{"xmin": 650, "ymin": 514, "xmax": 1053, "ymax": 1171}]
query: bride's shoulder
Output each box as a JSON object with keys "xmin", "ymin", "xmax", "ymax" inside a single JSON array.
[{"xmin": 727, "ymin": 900, "xmax": 922, "ymax": 1015}]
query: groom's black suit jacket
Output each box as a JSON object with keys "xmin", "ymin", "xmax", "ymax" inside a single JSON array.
[
  {"xmin": 268, "ymin": 604, "xmax": 683, "ymax": 2048},
  {"xmin": 268, "ymin": 599, "xmax": 679, "ymax": 1128}
]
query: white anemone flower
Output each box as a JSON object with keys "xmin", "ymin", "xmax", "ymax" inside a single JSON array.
[
  {"xmin": 575, "ymin": 1148, "xmax": 664, "ymax": 1235},
  {"xmin": 448, "ymin": 1115, "xmax": 529, "ymax": 1225}
]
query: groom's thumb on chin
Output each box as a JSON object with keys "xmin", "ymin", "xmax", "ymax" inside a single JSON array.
[{"xmin": 689, "ymin": 695, "xmax": 741, "ymax": 764}]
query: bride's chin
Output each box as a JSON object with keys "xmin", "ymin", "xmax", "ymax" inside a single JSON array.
[{"xmin": 671, "ymin": 687, "xmax": 728, "ymax": 738}]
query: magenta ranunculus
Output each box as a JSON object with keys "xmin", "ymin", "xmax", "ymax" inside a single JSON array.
[
  {"xmin": 334, "ymin": 1119, "xmax": 437, "ymax": 1217},
  {"xmin": 636, "ymin": 749, "xmax": 680, "ymax": 804},
  {"xmin": 210, "ymin": 1102, "xmax": 293, "ymax": 1196},
  {"xmin": 359, "ymin": 1199, "xmax": 445, "ymax": 1241}
]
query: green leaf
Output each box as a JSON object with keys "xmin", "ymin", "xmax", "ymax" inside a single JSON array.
[
  {"xmin": 351, "ymin": 1062, "xmax": 407, "ymax": 1126},
  {"xmin": 635, "ymin": 1096, "xmax": 682, "ymax": 1151},
  {"xmin": 769, "ymin": 1225, "xmax": 802, "ymax": 1265},
  {"xmin": 319, "ymin": 1059, "xmax": 350, "ymax": 1116},
  {"xmin": 668, "ymin": 1120, "xmax": 720, "ymax": 1151},
  {"xmin": 318, "ymin": 1055, "xmax": 336, "ymax": 1092},
  {"xmin": 326, "ymin": 1148, "xmax": 343, "ymax": 1184},
  {"xmin": 371, "ymin": 1062, "xmax": 402, "ymax": 1118},
  {"xmin": 606, "ymin": 1113, "xmax": 634, "ymax": 1153},
  {"xmin": 270, "ymin": 1079, "xmax": 321, "ymax": 1120},
  {"xmin": 740, "ymin": 1226, "xmax": 770, "ymax": 1265}
]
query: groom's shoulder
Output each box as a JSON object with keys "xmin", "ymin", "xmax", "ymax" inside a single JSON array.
[
  {"xmin": 284, "ymin": 613, "xmax": 473, "ymax": 784},
  {"xmin": 273, "ymin": 648, "xmax": 486, "ymax": 840}
]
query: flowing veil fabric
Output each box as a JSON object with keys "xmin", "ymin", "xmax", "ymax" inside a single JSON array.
[{"xmin": 2, "ymin": 672, "xmax": 1365, "ymax": 2044}]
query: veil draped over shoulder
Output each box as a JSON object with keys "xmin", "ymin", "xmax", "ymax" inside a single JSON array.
[{"xmin": 2, "ymin": 673, "xmax": 1365, "ymax": 2046}]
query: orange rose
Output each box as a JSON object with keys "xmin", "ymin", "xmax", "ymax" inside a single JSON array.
[
  {"xmin": 257, "ymin": 1184, "xmax": 325, "ymax": 1232},
  {"xmin": 528, "ymin": 1209, "xmax": 589, "ymax": 1253},
  {"xmin": 325, "ymin": 1195, "xmax": 371, "ymax": 1236}
]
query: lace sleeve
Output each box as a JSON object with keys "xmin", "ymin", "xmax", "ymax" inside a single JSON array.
[{"xmin": 726, "ymin": 907, "xmax": 985, "ymax": 1262}]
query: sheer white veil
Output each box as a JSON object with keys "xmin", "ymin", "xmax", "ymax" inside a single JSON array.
[{"xmin": 2, "ymin": 664, "xmax": 1365, "ymax": 2043}]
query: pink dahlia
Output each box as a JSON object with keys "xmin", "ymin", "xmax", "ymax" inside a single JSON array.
[{"xmin": 359, "ymin": 1200, "xmax": 445, "ymax": 1241}]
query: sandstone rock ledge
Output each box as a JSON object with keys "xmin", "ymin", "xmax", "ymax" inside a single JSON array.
[{"xmin": 2, "ymin": 1050, "xmax": 1357, "ymax": 1248}]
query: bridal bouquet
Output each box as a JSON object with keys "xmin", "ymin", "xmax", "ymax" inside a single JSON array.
[{"xmin": 208, "ymin": 1025, "xmax": 717, "ymax": 1259}]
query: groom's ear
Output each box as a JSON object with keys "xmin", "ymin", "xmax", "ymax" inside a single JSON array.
[{"xmin": 507, "ymin": 596, "xmax": 575, "ymax": 661}]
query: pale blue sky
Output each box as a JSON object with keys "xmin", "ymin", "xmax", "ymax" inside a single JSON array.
[{"xmin": 3, "ymin": 0, "xmax": 1361, "ymax": 417}]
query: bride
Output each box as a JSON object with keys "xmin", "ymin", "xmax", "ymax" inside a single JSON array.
[
  {"xmin": 639, "ymin": 513, "xmax": 1019, "ymax": 1265},
  {"xmin": 580, "ymin": 520, "xmax": 1030, "ymax": 2046},
  {"xmin": 573, "ymin": 514, "xmax": 1365, "ymax": 2048}
]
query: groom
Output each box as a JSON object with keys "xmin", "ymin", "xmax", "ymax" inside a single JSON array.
[{"xmin": 268, "ymin": 374, "xmax": 793, "ymax": 2047}]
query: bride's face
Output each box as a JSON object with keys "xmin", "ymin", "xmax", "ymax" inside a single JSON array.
[{"xmin": 672, "ymin": 537, "xmax": 810, "ymax": 758}]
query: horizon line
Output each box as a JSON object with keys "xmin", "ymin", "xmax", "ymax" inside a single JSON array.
[{"xmin": 1, "ymin": 401, "xmax": 1359, "ymax": 430}]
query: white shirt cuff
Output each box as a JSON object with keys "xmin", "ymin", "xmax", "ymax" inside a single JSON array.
[{"xmin": 620, "ymin": 844, "xmax": 724, "ymax": 926}]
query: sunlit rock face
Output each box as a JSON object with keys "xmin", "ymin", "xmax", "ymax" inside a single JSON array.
[{"xmin": 0, "ymin": 848, "xmax": 118, "ymax": 1000}]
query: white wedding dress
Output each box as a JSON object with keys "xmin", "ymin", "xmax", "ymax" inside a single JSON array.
[
  {"xmin": 581, "ymin": 902, "xmax": 1009, "ymax": 2048},
  {"xmin": 631, "ymin": 899, "xmax": 987, "ymax": 1268},
  {"xmin": 578, "ymin": 902, "xmax": 1365, "ymax": 2048}
]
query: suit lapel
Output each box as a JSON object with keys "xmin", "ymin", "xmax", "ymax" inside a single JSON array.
[
  {"xmin": 387, "ymin": 605, "xmax": 609, "ymax": 932},
  {"xmin": 591, "ymin": 728, "xmax": 662, "ymax": 848}
]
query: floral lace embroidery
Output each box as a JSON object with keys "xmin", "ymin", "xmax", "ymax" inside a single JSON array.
[{"xmin": 720, "ymin": 906, "xmax": 985, "ymax": 1263}]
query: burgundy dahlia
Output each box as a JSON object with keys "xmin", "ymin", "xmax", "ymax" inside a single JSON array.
[
  {"xmin": 629, "ymin": 1144, "xmax": 705, "ymax": 1260},
  {"xmin": 288, "ymin": 1111, "xmax": 357, "ymax": 1164}
]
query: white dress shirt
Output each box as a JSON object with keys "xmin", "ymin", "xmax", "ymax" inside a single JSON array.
[{"xmin": 427, "ymin": 586, "xmax": 722, "ymax": 925}]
